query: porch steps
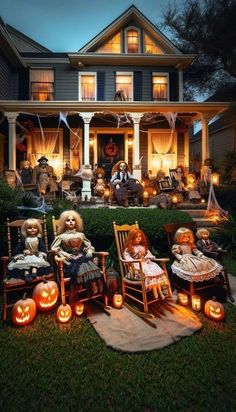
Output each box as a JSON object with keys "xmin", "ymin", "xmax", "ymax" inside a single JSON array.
[{"xmin": 177, "ymin": 203, "xmax": 216, "ymax": 230}]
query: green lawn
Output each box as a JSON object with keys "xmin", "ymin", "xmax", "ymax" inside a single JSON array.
[{"xmin": 0, "ymin": 302, "xmax": 236, "ymax": 412}]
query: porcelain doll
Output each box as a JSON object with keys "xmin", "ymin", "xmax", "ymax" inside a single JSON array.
[
  {"xmin": 8, "ymin": 218, "xmax": 51, "ymax": 282},
  {"xmin": 93, "ymin": 167, "xmax": 106, "ymax": 196},
  {"xmin": 123, "ymin": 228, "xmax": 172, "ymax": 300},
  {"xmin": 187, "ymin": 174, "xmax": 201, "ymax": 203},
  {"xmin": 110, "ymin": 160, "xmax": 143, "ymax": 207},
  {"xmin": 51, "ymin": 210, "xmax": 103, "ymax": 294},
  {"xmin": 196, "ymin": 228, "xmax": 222, "ymax": 259},
  {"xmin": 19, "ymin": 160, "xmax": 33, "ymax": 185},
  {"xmin": 32, "ymin": 156, "xmax": 58, "ymax": 195},
  {"xmin": 171, "ymin": 227, "xmax": 222, "ymax": 282}
]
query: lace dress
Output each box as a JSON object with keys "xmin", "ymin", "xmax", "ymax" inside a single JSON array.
[
  {"xmin": 171, "ymin": 243, "xmax": 222, "ymax": 282},
  {"xmin": 51, "ymin": 229, "xmax": 101, "ymax": 287},
  {"xmin": 123, "ymin": 245, "xmax": 167, "ymax": 288}
]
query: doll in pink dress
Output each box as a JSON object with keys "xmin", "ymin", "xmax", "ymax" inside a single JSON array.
[{"xmin": 123, "ymin": 229, "xmax": 172, "ymax": 300}]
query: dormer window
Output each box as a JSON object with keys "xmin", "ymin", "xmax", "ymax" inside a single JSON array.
[{"xmin": 125, "ymin": 27, "xmax": 140, "ymax": 53}]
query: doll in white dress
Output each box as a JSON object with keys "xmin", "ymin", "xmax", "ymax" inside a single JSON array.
[
  {"xmin": 123, "ymin": 228, "xmax": 172, "ymax": 300},
  {"xmin": 8, "ymin": 218, "xmax": 51, "ymax": 282},
  {"xmin": 51, "ymin": 210, "xmax": 103, "ymax": 294},
  {"xmin": 171, "ymin": 227, "xmax": 222, "ymax": 282}
]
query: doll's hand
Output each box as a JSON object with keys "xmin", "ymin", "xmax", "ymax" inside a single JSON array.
[
  {"xmin": 23, "ymin": 250, "xmax": 31, "ymax": 256},
  {"xmin": 86, "ymin": 250, "xmax": 93, "ymax": 258}
]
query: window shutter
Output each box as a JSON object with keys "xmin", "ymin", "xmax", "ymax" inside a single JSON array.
[
  {"xmin": 133, "ymin": 71, "xmax": 142, "ymax": 101},
  {"xmin": 169, "ymin": 72, "xmax": 178, "ymax": 101},
  {"xmin": 97, "ymin": 71, "xmax": 105, "ymax": 101},
  {"xmin": 18, "ymin": 68, "xmax": 29, "ymax": 100}
]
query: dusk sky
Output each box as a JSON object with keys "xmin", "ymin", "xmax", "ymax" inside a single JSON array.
[{"xmin": 0, "ymin": 0, "xmax": 173, "ymax": 52}]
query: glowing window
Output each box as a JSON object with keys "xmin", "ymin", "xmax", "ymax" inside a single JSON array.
[
  {"xmin": 152, "ymin": 74, "xmax": 169, "ymax": 101},
  {"xmin": 79, "ymin": 73, "xmax": 96, "ymax": 101},
  {"xmin": 115, "ymin": 72, "xmax": 133, "ymax": 101},
  {"xmin": 126, "ymin": 29, "xmax": 139, "ymax": 53},
  {"xmin": 144, "ymin": 34, "xmax": 164, "ymax": 54},
  {"xmin": 30, "ymin": 69, "xmax": 54, "ymax": 101},
  {"xmin": 97, "ymin": 33, "xmax": 121, "ymax": 53}
]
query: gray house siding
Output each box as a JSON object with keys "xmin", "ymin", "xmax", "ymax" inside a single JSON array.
[{"xmin": 0, "ymin": 50, "xmax": 18, "ymax": 99}]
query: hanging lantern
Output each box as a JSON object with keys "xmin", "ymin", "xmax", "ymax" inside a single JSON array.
[
  {"xmin": 211, "ymin": 173, "xmax": 220, "ymax": 186},
  {"xmin": 204, "ymin": 297, "xmax": 225, "ymax": 321},
  {"xmin": 191, "ymin": 295, "xmax": 201, "ymax": 311},
  {"xmin": 177, "ymin": 292, "xmax": 189, "ymax": 306},
  {"xmin": 74, "ymin": 301, "xmax": 84, "ymax": 316},
  {"xmin": 12, "ymin": 293, "xmax": 36, "ymax": 326},
  {"xmin": 33, "ymin": 279, "xmax": 59, "ymax": 312},
  {"xmin": 56, "ymin": 303, "xmax": 72, "ymax": 323},
  {"xmin": 143, "ymin": 191, "xmax": 149, "ymax": 207},
  {"xmin": 112, "ymin": 293, "xmax": 123, "ymax": 309}
]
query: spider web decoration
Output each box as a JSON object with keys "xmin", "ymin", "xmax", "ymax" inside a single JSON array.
[{"xmin": 205, "ymin": 182, "xmax": 229, "ymax": 223}]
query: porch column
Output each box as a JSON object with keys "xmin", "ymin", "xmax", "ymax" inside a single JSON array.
[
  {"xmin": 178, "ymin": 70, "xmax": 183, "ymax": 102},
  {"xmin": 80, "ymin": 112, "xmax": 94, "ymax": 199},
  {"xmin": 201, "ymin": 114, "xmax": 210, "ymax": 164},
  {"xmin": 5, "ymin": 112, "xmax": 19, "ymax": 170},
  {"xmin": 130, "ymin": 112, "xmax": 143, "ymax": 180}
]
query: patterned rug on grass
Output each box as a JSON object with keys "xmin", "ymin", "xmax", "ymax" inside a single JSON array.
[{"xmin": 87, "ymin": 301, "xmax": 202, "ymax": 352}]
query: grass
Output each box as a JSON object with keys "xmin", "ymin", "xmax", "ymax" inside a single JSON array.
[{"xmin": 0, "ymin": 301, "xmax": 236, "ymax": 412}]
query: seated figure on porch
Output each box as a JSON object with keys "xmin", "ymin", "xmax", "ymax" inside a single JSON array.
[
  {"xmin": 196, "ymin": 228, "xmax": 222, "ymax": 259},
  {"xmin": 51, "ymin": 210, "xmax": 103, "ymax": 295},
  {"xmin": 32, "ymin": 156, "xmax": 58, "ymax": 196},
  {"xmin": 93, "ymin": 167, "xmax": 106, "ymax": 196},
  {"xmin": 7, "ymin": 218, "xmax": 51, "ymax": 283},
  {"xmin": 171, "ymin": 227, "xmax": 222, "ymax": 283},
  {"xmin": 19, "ymin": 160, "xmax": 33, "ymax": 185},
  {"xmin": 123, "ymin": 228, "xmax": 172, "ymax": 300},
  {"xmin": 110, "ymin": 160, "xmax": 143, "ymax": 207}
]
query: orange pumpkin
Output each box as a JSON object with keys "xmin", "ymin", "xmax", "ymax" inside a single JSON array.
[
  {"xmin": 33, "ymin": 279, "xmax": 59, "ymax": 311},
  {"xmin": 177, "ymin": 292, "xmax": 188, "ymax": 306},
  {"xmin": 74, "ymin": 301, "xmax": 84, "ymax": 316},
  {"xmin": 12, "ymin": 293, "xmax": 36, "ymax": 326},
  {"xmin": 204, "ymin": 297, "xmax": 225, "ymax": 321},
  {"xmin": 56, "ymin": 303, "xmax": 72, "ymax": 323},
  {"xmin": 113, "ymin": 293, "xmax": 123, "ymax": 309}
]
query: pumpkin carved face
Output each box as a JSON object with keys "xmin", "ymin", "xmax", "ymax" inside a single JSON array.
[
  {"xmin": 33, "ymin": 280, "xmax": 59, "ymax": 311},
  {"xmin": 12, "ymin": 294, "xmax": 36, "ymax": 326},
  {"xmin": 177, "ymin": 292, "xmax": 188, "ymax": 306},
  {"xmin": 74, "ymin": 301, "xmax": 84, "ymax": 316},
  {"xmin": 56, "ymin": 303, "xmax": 72, "ymax": 323},
  {"xmin": 113, "ymin": 293, "xmax": 123, "ymax": 309},
  {"xmin": 204, "ymin": 297, "xmax": 225, "ymax": 321}
]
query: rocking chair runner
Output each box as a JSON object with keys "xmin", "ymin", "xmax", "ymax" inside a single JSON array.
[{"xmin": 113, "ymin": 221, "xmax": 172, "ymax": 321}]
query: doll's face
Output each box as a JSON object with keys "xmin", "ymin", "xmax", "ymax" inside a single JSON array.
[
  {"xmin": 97, "ymin": 173, "xmax": 102, "ymax": 178},
  {"xmin": 181, "ymin": 233, "xmax": 190, "ymax": 243},
  {"xmin": 119, "ymin": 162, "xmax": 127, "ymax": 172},
  {"xmin": 65, "ymin": 214, "xmax": 76, "ymax": 230},
  {"xmin": 200, "ymin": 230, "xmax": 209, "ymax": 240},
  {"xmin": 22, "ymin": 161, "xmax": 30, "ymax": 169},
  {"xmin": 26, "ymin": 224, "xmax": 38, "ymax": 237},
  {"xmin": 134, "ymin": 233, "xmax": 142, "ymax": 245}
]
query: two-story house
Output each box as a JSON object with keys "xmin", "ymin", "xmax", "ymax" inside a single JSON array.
[{"xmin": 0, "ymin": 5, "xmax": 228, "ymax": 197}]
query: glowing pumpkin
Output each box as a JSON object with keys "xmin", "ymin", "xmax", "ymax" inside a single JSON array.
[
  {"xmin": 177, "ymin": 292, "xmax": 188, "ymax": 306},
  {"xmin": 56, "ymin": 303, "xmax": 72, "ymax": 323},
  {"xmin": 204, "ymin": 297, "xmax": 225, "ymax": 321},
  {"xmin": 74, "ymin": 301, "xmax": 84, "ymax": 316},
  {"xmin": 33, "ymin": 279, "xmax": 59, "ymax": 311},
  {"xmin": 113, "ymin": 293, "xmax": 123, "ymax": 309},
  {"xmin": 12, "ymin": 293, "xmax": 36, "ymax": 326}
]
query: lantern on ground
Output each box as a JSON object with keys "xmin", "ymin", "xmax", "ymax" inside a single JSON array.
[
  {"xmin": 33, "ymin": 279, "xmax": 59, "ymax": 311},
  {"xmin": 201, "ymin": 198, "xmax": 206, "ymax": 204},
  {"xmin": 177, "ymin": 292, "xmax": 189, "ymax": 306},
  {"xmin": 143, "ymin": 191, "xmax": 149, "ymax": 207},
  {"xmin": 113, "ymin": 293, "xmax": 123, "ymax": 309},
  {"xmin": 211, "ymin": 173, "xmax": 220, "ymax": 186},
  {"xmin": 12, "ymin": 293, "xmax": 36, "ymax": 326},
  {"xmin": 56, "ymin": 303, "xmax": 72, "ymax": 323},
  {"xmin": 204, "ymin": 296, "xmax": 225, "ymax": 321},
  {"xmin": 74, "ymin": 301, "xmax": 84, "ymax": 316},
  {"xmin": 191, "ymin": 294, "xmax": 201, "ymax": 311},
  {"xmin": 171, "ymin": 194, "xmax": 178, "ymax": 207}
]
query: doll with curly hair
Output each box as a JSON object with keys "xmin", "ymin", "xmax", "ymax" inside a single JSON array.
[
  {"xmin": 123, "ymin": 228, "xmax": 172, "ymax": 300},
  {"xmin": 51, "ymin": 210, "xmax": 103, "ymax": 294},
  {"xmin": 93, "ymin": 167, "xmax": 106, "ymax": 196},
  {"xmin": 8, "ymin": 218, "xmax": 51, "ymax": 282},
  {"xmin": 171, "ymin": 227, "xmax": 222, "ymax": 282}
]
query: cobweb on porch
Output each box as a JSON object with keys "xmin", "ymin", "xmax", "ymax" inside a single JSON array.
[{"xmin": 205, "ymin": 182, "xmax": 229, "ymax": 223}]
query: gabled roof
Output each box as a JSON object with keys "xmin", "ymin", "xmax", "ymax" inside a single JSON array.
[
  {"xmin": 78, "ymin": 5, "xmax": 181, "ymax": 55},
  {"xmin": 0, "ymin": 17, "xmax": 26, "ymax": 68},
  {"xmin": 6, "ymin": 24, "xmax": 51, "ymax": 53}
]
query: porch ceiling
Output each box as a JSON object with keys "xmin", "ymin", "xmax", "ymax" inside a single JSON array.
[{"xmin": 0, "ymin": 100, "xmax": 229, "ymax": 121}]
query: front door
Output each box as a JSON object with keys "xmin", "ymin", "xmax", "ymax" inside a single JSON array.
[{"xmin": 97, "ymin": 134, "xmax": 124, "ymax": 180}]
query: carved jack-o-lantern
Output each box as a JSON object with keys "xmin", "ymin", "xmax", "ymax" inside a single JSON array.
[
  {"xmin": 177, "ymin": 292, "xmax": 189, "ymax": 306},
  {"xmin": 74, "ymin": 301, "xmax": 84, "ymax": 316},
  {"xmin": 33, "ymin": 279, "xmax": 59, "ymax": 311},
  {"xmin": 204, "ymin": 297, "xmax": 225, "ymax": 321},
  {"xmin": 56, "ymin": 303, "xmax": 72, "ymax": 323},
  {"xmin": 12, "ymin": 293, "xmax": 36, "ymax": 326},
  {"xmin": 113, "ymin": 293, "xmax": 123, "ymax": 309}
]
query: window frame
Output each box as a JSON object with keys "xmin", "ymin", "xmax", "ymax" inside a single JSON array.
[
  {"xmin": 30, "ymin": 68, "xmax": 54, "ymax": 101},
  {"xmin": 78, "ymin": 72, "xmax": 97, "ymax": 102},
  {"xmin": 115, "ymin": 71, "xmax": 133, "ymax": 101},
  {"xmin": 124, "ymin": 26, "xmax": 141, "ymax": 54},
  {"xmin": 152, "ymin": 72, "xmax": 169, "ymax": 101}
]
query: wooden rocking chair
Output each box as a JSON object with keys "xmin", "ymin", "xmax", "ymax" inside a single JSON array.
[{"xmin": 113, "ymin": 221, "xmax": 172, "ymax": 324}]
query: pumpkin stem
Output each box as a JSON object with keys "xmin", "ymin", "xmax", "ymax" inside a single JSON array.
[
  {"xmin": 212, "ymin": 296, "xmax": 216, "ymax": 301},
  {"xmin": 23, "ymin": 292, "xmax": 27, "ymax": 300}
]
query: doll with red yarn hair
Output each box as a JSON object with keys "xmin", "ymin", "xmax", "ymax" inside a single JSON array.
[{"xmin": 123, "ymin": 229, "xmax": 172, "ymax": 300}]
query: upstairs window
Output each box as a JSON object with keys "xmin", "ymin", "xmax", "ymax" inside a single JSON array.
[
  {"xmin": 152, "ymin": 73, "xmax": 169, "ymax": 101},
  {"xmin": 79, "ymin": 73, "xmax": 96, "ymax": 101},
  {"xmin": 116, "ymin": 72, "xmax": 133, "ymax": 101},
  {"xmin": 97, "ymin": 33, "xmax": 121, "ymax": 53},
  {"xmin": 144, "ymin": 34, "xmax": 164, "ymax": 54},
  {"xmin": 125, "ymin": 28, "xmax": 140, "ymax": 53},
  {"xmin": 30, "ymin": 69, "xmax": 54, "ymax": 101}
]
